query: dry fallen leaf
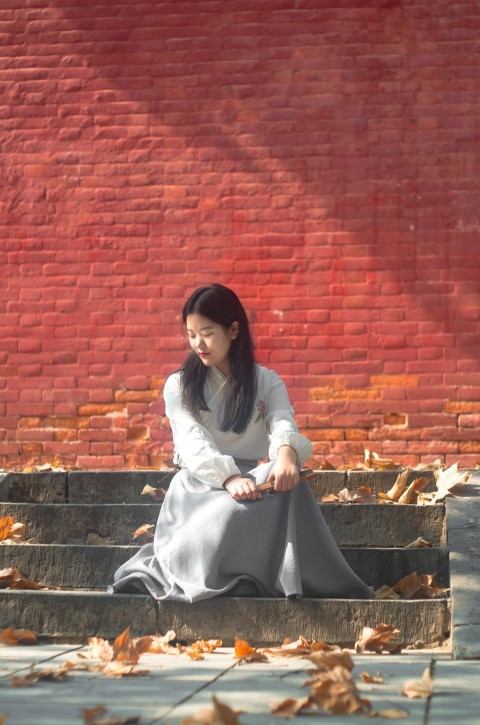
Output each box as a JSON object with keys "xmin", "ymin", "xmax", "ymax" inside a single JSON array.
[
  {"xmin": 352, "ymin": 485, "xmax": 377, "ymax": 504},
  {"xmin": 147, "ymin": 630, "xmax": 177, "ymax": 654},
  {"xmin": 0, "ymin": 567, "xmax": 45, "ymax": 590},
  {"xmin": 112, "ymin": 626, "xmax": 152, "ymax": 665},
  {"xmin": 309, "ymin": 665, "xmax": 372, "ymax": 715},
  {"xmin": 234, "ymin": 637, "xmax": 268, "ymax": 663},
  {"xmin": 0, "ymin": 516, "xmax": 26, "ymax": 544},
  {"xmin": 365, "ymin": 449, "xmax": 402, "ymax": 471},
  {"xmin": 180, "ymin": 695, "xmax": 243, "ymax": 724},
  {"xmin": 432, "ymin": 462, "xmax": 470, "ymax": 503},
  {"xmin": 307, "ymin": 649, "xmax": 355, "ymax": 673},
  {"xmin": 11, "ymin": 662, "xmax": 74, "ymax": 687},
  {"xmin": 263, "ymin": 635, "xmax": 336, "ymax": 657},
  {"xmin": 402, "ymin": 666, "xmax": 434, "ymax": 699},
  {"xmin": 102, "ymin": 662, "xmax": 149, "ymax": 678},
  {"xmin": 140, "ymin": 485, "xmax": 167, "ymax": 501},
  {"xmin": 392, "ymin": 573, "xmax": 449, "ymax": 599},
  {"xmin": 379, "ymin": 469, "xmax": 410, "ymax": 502},
  {"xmin": 404, "ymin": 537, "xmax": 432, "ymax": 549},
  {"xmin": 132, "ymin": 524, "xmax": 155, "ymax": 542},
  {"xmin": 271, "ymin": 696, "xmax": 314, "ymax": 717},
  {"xmin": 398, "ymin": 477, "xmax": 430, "ymax": 505},
  {"xmin": 360, "ymin": 671, "xmax": 384, "ymax": 684},
  {"xmin": 355, "ymin": 624, "xmax": 402, "ymax": 654},
  {"xmin": 322, "ymin": 487, "xmax": 352, "ymax": 503},
  {"xmin": 373, "ymin": 585, "xmax": 400, "ymax": 601},
  {"xmin": 0, "ymin": 627, "xmax": 37, "ymax": 645},
  {"xmin": 84, "ymin": 637, "xmax": 114, "ymax": 662}
]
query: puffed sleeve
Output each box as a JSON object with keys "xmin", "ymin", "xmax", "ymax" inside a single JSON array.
[
  {"xmin": 263, "ymin": 370, "xmax": 313, "ymax": 465},
  {"xmin": 163, "ymin": 373, "xmax": 240, "ymax": 489}
]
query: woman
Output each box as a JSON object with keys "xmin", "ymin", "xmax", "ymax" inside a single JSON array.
[{"xmin": 110, "ymin": 284, "xmax": 372, "ymax": 601}]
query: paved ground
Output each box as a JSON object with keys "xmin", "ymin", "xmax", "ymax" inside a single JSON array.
[{"xmin": 1, "ymin": 642, "xmax": 479, "ymax": 724}]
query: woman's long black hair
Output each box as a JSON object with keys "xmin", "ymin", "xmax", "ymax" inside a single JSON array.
[{"xmin": 180, "ymin": 284, "xmax": 257, "ymax": 434}]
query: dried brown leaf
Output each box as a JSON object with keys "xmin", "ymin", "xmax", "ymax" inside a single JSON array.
[
  {"xmin": 404, "ymin": 537, "xmax": 432, "ymax": 549},
  {"xmin": 263, "ymin": 636, "xmax": 336, "ymax": 657},
  {"xmin": 384, "ymin": 469, "xmax": 410, "ymax": 502},
  {"xmin": 102, "ymin": 662, "xmax": 149, "ymax": 677},
  {"xmin": 147, "ymin": 630, "xmax": 177, "ymax": 654},
  {"xmin": 0, "ymin": 516, "xmax": 26, "ymax": 544},
  {"xmin": 190, "ymin": 639, "xmax": 222, "ymax": 654},
  {"xmin": 11, "ymin": 662, "xmax": 74, "ymax": 687},
  {"xmin": 373, "ymin": 585, "xmax": 400, "ymax": 601},
  {"xmin": 132, "ymin": 524, "xmax": 155, "ymax": 542},
  {"xmin": 271, "ymin": 696, "xmax": 315, "ymax": 717},
  {"xmin": 140, "ymin": 484, "xmax": 167, "ymax": 501},
  {"xmin": 392, "ymin": 573, "xmax": 448, "ymax": 599},
  {"xmin": 432, "ymin": 463, "xmax": 470, "ymax": 503},
  {"xmin": 180, "ymin": 695, "xmax": 243, "ymax": 724},
  {"xmin": 307, "ymin": 649, "xmax": 354, "ymax": 672},
  {"xmin": 85, "ymin": 637, "xmax": 114, "ymax": 662},
  {"xmin": 355, "ymin": 624, "xmax": 401, "ymax": 654},
  {"xmin": 0, "ymin": 567, "xmax": 44, "ymax": 590},
  {"xmin": 112, "ymin": 626, "xmax": 152, "ymax": 664},
  {"xmin": 309, "ymin": 665, "xmax": 372, "ymax": 715},
  {"xmin": 0, "ymin": 627, "xmax": 37, "ymax": 645},
  {"xmin": 352, "ymin": 485, "xmax": 377, "ymax": 504},
  {"xmin": 402, "ymin": 667, "xmax": 434, "ymax": 699},
  {"xmin": 234, "ymin": 637, "xmax": 268, "ymax": 662},
  {"xmin": 398, "ymin": 477, "xmax": 429, "ymax": 505},
  {"xmin": 360, "ymin": 671, "xmax": 384, "ymax": 684},
  {"xmin": 322, "ymin": 493, "xmax": 340, "ymax": 503},
  {"xmin": 365, "ymin": 450, "xmax": 402, "ymax": 471}
]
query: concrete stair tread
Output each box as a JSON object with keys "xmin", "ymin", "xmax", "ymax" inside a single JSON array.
[
  {"xmin": 0, "ymin": 500, "xmax": 445, "ymax": 547},
  {"xmin": 0, "ymin": 588, "xmax": 450, "ymax": 646}
]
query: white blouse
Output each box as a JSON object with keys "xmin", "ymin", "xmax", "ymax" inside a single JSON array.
[{"xmin": 163, "ymin": 364, "xmax": 313, "ymax": 489}]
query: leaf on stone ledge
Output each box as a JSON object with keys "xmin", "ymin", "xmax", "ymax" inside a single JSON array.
[
  {"xmin": 180, "ymin": 695, "xmax": 243, "ymax": 724},
  {"xmin": 431, "ymin": 462, "xmax": 470, "ymax": 503},
  {"xmin": 404, "ymin": 537, "xmax": 432, "ymax": 549},
  {"xmin": 364, "ymin": 450, "xmax": 402, "ymax": 471},
  {"xmin": 352, "ymin": 485, "xmax": 377, "ymax": 504},
  {"xmin": 0, "ymin": 627, "xmax": 37, "ymax": 645},
  {"xmin": 0, "ymin": 516, "xmax": 26, "ymax": 544},
  {"xmin": 140, "ymin": 485, "xmax": 167, "ymax": 501},
  {"xmin": 355, "ymin": 624, "xmax": 402, "ymax": 654},
  {"xmin": 401, "ymin": 666, "xmax": 434, "ymax": 699},
  {"xmin": 322, "ymin": 488, "xmax": 353, "ymax": 503},
  {"xmin": 0, "ymin": 567, "xmax": 45, "ymax": 590},
  {"xmin": 398, "ymin": 477, "xmax": 430, "ymax": 505},
  {"xmin": 392, "ymin": 573, "xmax": 449, "ymax": 599},
  {"xmin": 373, "ymin": 585, "xmax": 400, "ymax": 601},
  {"xmin": 147, "ymin": 630, "xmax": 177, "ymax": 654},
  {"xmin": 132, "ymin": 524, "xmax": 155, "ymax": 542},
  {"xmin": 234, "ymin": 637, "xmax": 268, "ymax": 662},
  {"xmin": 380, "ymin": 469, "xmax": 411, "ymax": 502}
]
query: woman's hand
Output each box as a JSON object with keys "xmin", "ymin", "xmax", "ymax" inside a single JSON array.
[
  {"xmin": 268, "ymin": 445, "xmax": 300, "ymax": 492},
  {"xmin": 224, "ymin": 475, "xmax": 262, "ymax": 501}
]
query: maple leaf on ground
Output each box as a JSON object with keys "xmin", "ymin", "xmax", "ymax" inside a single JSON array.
[
  {"xmin": 308, "ymin": 665, "xmax": 372, "ymax": 715},
  {"xmin": 392, "ymin": 573, "xmax": 449, "ymax": 599},
  {"xmin": 307, "ymin": 649, "xmax": 355, "ymax": 673},
  {"xmin": 264, "ymin": 635, "xmax": 337, "ymax": 657},
  {"xmin": 180, "ymin": 695, "xmax": 243, "ymax": 724},
  {"xmin": 0, "ymin": 627, "xmax": 37, "ymax": 645},
  {"xmin": 140, "ymin": 484, "xmax": 167, "ymax": 501},
  {"xmin": 431, "ymin": 462, "xmax": 470, "ymax": 503},
  {"xmin": 355, "ymin": 624, "xmax": 402, "ymax": 654},
  {"xmin": 234, "ymin": 637, "xmax": 268, "ymax": 663},
  {"xmin": 402, "ymin": 666, "xmax": 434, "ymax": 699},
  {"xmin": 271, "ymin": 696, "xmax": 315, "ymax": 718},
  {"xmin": 0, "ymin": 567, "xmax": 45, "ymax": 590},
  {"xmin": 11, "ymin": 662, "xmax": 75, "ymax": 687},
  {"xmin": 132, "ymin": 524, "xmax": 155, "ymax": 542},
  {"xmin": 83, "ymin": 706, "xmax": 140, "ymax": 725}
]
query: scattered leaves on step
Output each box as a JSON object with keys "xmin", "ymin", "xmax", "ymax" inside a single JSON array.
[
  {"xmin": 431, "ymin": 462, "xmax": 470, "ymax": 503},
  {"xmin": 393, "ymin": 573, "xmax": 449, "ymax": 599},
  {"xmin": 308, "ymin": 665, "xmax": 372, "ymax": 715},
  {"xmin": 140, "ymin": 484, "xmax": 167, "ymax": 501},
  {"xmin": 401, "ymin": 666, "xmax": 434, "ymax": 699},
  {"xmin": 83, "ymin": 706, "xmax": 140, "ymax": 725},
  {"xmin": 0, "ymin": 627, "xmax": 37, "ymax": 645},
  {"xmin": 132, "ymin": 524, "xmax": 155, "ymax": 542},
  {"xmin": 360, "ymin": 671, "xmax": 384, "ymax": 684},
  {"xmin": 264, "ymin": 635, "xmax": 337, "ymax": 657},
  {"xmin": 355, "ymin": 624, "xmax": 402, "ymax": 654},
  {"xmin": 404, "ymin": 537, "xmax": 432, "ymax": 549},
  {"xmin": 180, "ymin": 695, "xmax": 243, "ymax": 724},
  {"xmin": 234, "ymin": 637, "xmax": 268, "ymax": 663},
  {"xmin": 0, "ymin": 567, "xmax": 45, "ymax": 590},
  {"xmin": 80, "ymin": 627, "xmax": 152, "ymax": 676},
  {"xmin": 112, "ymin": 626, "xmax": 153, "ymax": 664},
  {"xmin": 11, "ymin": 661, "xmax": 75, "ymax": 687},
  {"xmin": 0, "ymin": 516, "xmax": 26, "ymax": 544}
]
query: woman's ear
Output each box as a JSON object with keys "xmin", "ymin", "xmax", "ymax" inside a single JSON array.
[{"xmin": 229, "ymin": 321, "xmax": 240, "ymax": 340}]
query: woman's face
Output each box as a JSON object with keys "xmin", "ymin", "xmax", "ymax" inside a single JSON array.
[{"xmin": 186, "ymin": 313, "xmax": 239, "ymax": 376}]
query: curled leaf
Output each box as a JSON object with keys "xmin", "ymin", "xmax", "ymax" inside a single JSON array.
[
  {"xmin": 234, "ymin": 637, "xmax": 268, "ymax": 662},
  {"xmin": 402, "ymin": 666, "xmax": 434, "ymax": 699},
  {"xmin": 0, "ymin": 567, "xmax": 45, "ymax": 590},
  {"xmin": 309, "ymin": 665, "xmax": 372, "ymax": 715},
  {"xmin": 132, "ymin": 524, "xmax": 155, "ymax": 542},
  {"xmin": 355, "ymin": 624, "xmax": 401, "ymax": 654},
  {"xmin": 432, "ymin": 462, "xmax": 470, "ymax": 503},
  {"xmin": 140, "ymin": 485, "xmax": 167, "ymax": 501},
  {"xmin": 393, "ymin": 573, "xmax": 449, "ymax": 599},
  {"xmin": 0, "ymin": 627, "xmax": 37, "ymax": 645},
  {"xmin": 404, "ymin": 537, "xmax": 432, "ymax": 549},
  {"xmin": 360, "ymin": 671, "xmax": 384, "ymax": 683}
]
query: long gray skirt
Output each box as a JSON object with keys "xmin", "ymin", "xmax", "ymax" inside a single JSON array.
[{"xmin": 109, "ymin": 464, "xmax": 372, "ymax": 601}]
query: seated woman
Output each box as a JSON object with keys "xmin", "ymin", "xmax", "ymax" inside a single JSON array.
[{"xmin": 110, "ymin": 284, "xmax": 372, "ymax": 601}]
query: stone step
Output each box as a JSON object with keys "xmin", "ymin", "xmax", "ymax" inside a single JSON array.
[
  {"xmin": 0, "ymin": 543, "xmax": 449, "ymax": 590},
  {"xmin": 0, "ymin": 589, "xmax": 450, "ymax": 647},
  {"xmin": 0, "ymin": 469, "xmax": 438, "ymax": 504},
  {"xmin": 0, "ymin": 501, "xmax": 446, "ymax": 547}
]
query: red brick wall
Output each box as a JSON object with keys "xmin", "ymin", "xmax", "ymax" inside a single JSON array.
[{"xmin": 1, "ymin": 0, "xmax": 479, "ymax": 470}]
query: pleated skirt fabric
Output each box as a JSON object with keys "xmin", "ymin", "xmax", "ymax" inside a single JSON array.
[{"xmin": 109, "ymin": 466, "xmax": 373, "ymax": 601}]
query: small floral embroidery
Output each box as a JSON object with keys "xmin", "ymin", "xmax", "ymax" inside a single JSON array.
[{"xmin": 254, "ymin": 399, "xmax": 266, "ymax": 423}]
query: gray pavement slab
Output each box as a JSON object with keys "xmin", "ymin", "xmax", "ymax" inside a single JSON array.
[{"xmin": 1, "ymin": 644, "xmax": 479, "ymax": 724}]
